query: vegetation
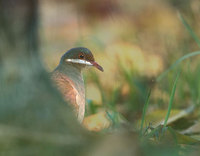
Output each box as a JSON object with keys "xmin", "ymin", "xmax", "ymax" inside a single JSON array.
[{"xmin": 1, "ymin": 0, "xmax": 200, "ymax": 155}]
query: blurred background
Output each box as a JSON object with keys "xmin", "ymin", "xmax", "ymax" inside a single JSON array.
[
  {"xmin": 1, "ymin": 0, "xmax": 200, "ymax": 155},
  {"xmin": 40, "ymin": 0, "xmax": 200, "ymax": 124}
]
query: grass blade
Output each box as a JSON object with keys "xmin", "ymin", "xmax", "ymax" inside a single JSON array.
[
  {"xmin": 157, "ymin": 13, "xmax": 200, "ymax": 82},
  {"xmin": 156, "ymin": 50, "xmax": 200, "ymax": 81},
  {"xmin": 140, "ymin": 89, "xmax": 151, "ymax": 136},
  {"xmin": 163, "ymin": 71, "xmax": 181, "ymax": 128},
  {"xmin": 178, "ymin": 12, "xmax": 200, "ymax": 48}
]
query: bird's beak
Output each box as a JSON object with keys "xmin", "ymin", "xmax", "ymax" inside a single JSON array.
[{"xmin": 90, "ymin": 61, "xmax": 104, "ymax": 72}]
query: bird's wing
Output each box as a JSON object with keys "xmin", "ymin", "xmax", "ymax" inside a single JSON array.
[{"xmin": 51, "ymin": 71, "xmax": 79, "ymax": 114}]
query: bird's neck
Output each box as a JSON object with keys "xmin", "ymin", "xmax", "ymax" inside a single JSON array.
[{"xmin": 55, "ymin": 63, "xmax": 85, "ymax": 92}]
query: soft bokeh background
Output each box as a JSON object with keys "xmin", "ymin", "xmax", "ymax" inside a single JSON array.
[
  {"xmin": 1, "ymin": 0, "xmax": 200, "ymax": 155},
  {"xmin": 40, "ymin": 0, "xmax": 200, "ymax": 124}
]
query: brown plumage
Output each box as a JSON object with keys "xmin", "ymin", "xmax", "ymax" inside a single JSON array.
[{"xmin": 52, "ymin": 71, "xmax": 79, "ymax": 113}]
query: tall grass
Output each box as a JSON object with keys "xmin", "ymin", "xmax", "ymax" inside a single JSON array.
[
  {"xmin": 178, "ymin": 13, "xmax": 200, "ymax": 48},
  {"xmin": 163, "ymin": 71, "xmax": 181, "ymax": 128},
  {"xmin": 140, "ymin": 89, "xmax": 151, "ymax": 136},
  {"xmin": 156, "ymin": 51, "xmax": 200, "ymax": 82},
  {"xmin": 157, "ymin": 13, "xmax": 200, "ymax": 82}
]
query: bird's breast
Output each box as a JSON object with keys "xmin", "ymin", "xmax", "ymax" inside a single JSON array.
[
  {"xmin": 51, "ymin": 68, "xmax": 86, "ymax": 122},
  {"xmin": 71, "ymin": 77, "xmax": 85, "ymax": 122}
]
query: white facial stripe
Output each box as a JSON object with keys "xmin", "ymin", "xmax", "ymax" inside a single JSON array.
[{"xmin": 66, "ymin": 59, "xmax": 93, "ymax": 66}]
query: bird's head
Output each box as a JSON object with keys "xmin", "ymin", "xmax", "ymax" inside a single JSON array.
[{"xmin": 60, "ymin": 47, "xmax": 104, "ymax": 72}]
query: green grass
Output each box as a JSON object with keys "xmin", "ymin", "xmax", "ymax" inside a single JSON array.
[
  {"xmin": 140, "ymin": 89, "xmax": 151, "ymax": 136},
  {"xmin": 163, "ymin": 71, "xmax": 181, "ymax": 128},
  {"xmin": 178, "ymin": 12, "xmax": 200, "ymax": 48},
  {"xmin": 85, "ymin": 10, "xmax": 200, "ymax": 156},
  {"xmin": 156, "ymin": 50, "xmax": 200, "ymax": 82},
  {"xmin": 157, "ymin": 13, "xmax": 200, "ymax": 82}
]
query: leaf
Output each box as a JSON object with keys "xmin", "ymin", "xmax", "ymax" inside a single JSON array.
[
  {"xmin": 145, "ymin": 126, "xmax": 200, "ymax": 145},
  {"xmin": 167, "ymin": 127, "xmax": 200, "ymax": 145},
  {"xmin": 137, "ymin": 106, "xmax": 195, "ymax": 129},
  {"xmin": 181, "ymin": 121, "xmax": 200, "ymax": 135},
  {"xmin": 83, "ymin": 112, "xmax": 111, "ymax": 131}
]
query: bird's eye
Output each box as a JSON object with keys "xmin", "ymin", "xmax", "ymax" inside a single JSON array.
[{"xmin": 79, "ymin": 54, "xmax": 85, "ymax": 59}]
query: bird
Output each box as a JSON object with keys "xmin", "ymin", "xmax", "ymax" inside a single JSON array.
[{"xmin": 51, "ymin": 47, "xmax": 103, "ymax": 122}]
